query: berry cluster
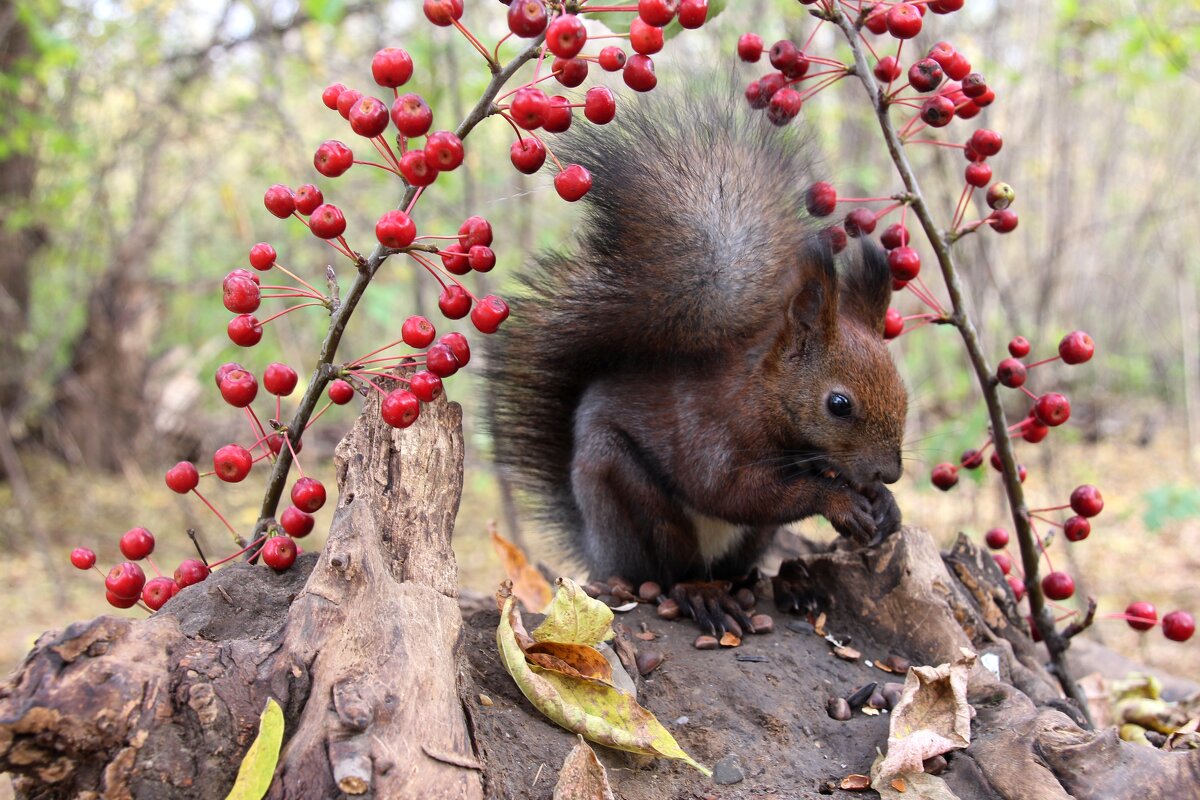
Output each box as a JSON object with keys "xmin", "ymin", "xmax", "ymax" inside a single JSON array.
[{"xmin": 69, "ymin": 0, "xmax": 707, "ymax": 611}]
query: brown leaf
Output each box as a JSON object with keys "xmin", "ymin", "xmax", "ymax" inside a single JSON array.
[
  {"xmin": 491, "ymin": 524, "xmax": 554, "ymax": 613},
  {"xmin": 877, "ymin": 652, "xmax": 975, "ymax": 779},
  {"xmin": 553, "ymin": 736, "xmax": 615, "ymax": 800},
  {"xmin": 719, "ymin": 632, "xmax": 742, "ymax": 647},
  {"xmin": 871, "ymin": 754, "xmax": 963, "ymax": 799},
  {"xmin": 840, "ymin": 774, "xmax": 871, "ymax": 790},
  {"xmin": 527, "ymin": 641, "xmax": 614, "ymax": 684}
]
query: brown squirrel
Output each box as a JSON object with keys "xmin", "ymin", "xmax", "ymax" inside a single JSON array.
[{"xmin": 486, "ymin": 90, "xmax": 907, "ymax": 631}]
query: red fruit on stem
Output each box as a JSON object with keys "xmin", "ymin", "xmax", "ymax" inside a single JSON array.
[
  {"xmin": 371, "ymin": 47, "xmax": 414, "ymax": 88},
  {"xmin": 425, "ymin": 131, "xmax": 464, "ymax": 171},
  {"xmin": 628, "ymin": 17, "xmax": 663, "ymax": 55},
  {"xmin": 511, "ymin": 86, "xmax": 549, "ymax": 130},
  {"xmin": 263, "ymin": 363, "xmax": 298, "ymax": 396},
  {"xmin": 996, "ymin": 358, "xmax": 1027, "ymax": 388},
  {"xmin": 805, "ymin": 182, "xmax": 837, "ymax": 217},
  {"xmin": 409, "ymin": 371, "xmax": 444, "ymax": 403},
  {"xmin": 874, "ymin": 56, "xmax": 902, "ymax": 83},
  {"xmin": 920, "ymin": 95, "xmax": 956, "ymax": 127},
  {"xmin": 553, "ymin": 57, "xmax": 588, "ymax": 89},
  {"xmin": 141, "ymin": 577, "xmax": 180, "ymax": 611},
  {"xmin": 401, "ymin": 315, "xmax": 437, "ymax": 349},
  {"xmin": 1124, "ymin": 601, "xmax": 1157, "ymax": 632},
  {"xmin": 965, "ymin": 162, "xmax": 992, "ymax": 188},
  {"xmin": 263, "ymin": 184, "xmax": 295, "ymax": 218},
  {"xmin": 174, "ymin": 558, "xmax": 211, "ymax": 588},
  {"xmin": 106, "ymin": 561, "xmax": 146, "ymax": 600},
  {"xmin": 1162, "ymin": 610, "xmax": 1195, "ymax": 642},
  {"xmin": 314, "ymin": 140, "xmax": 354, "ymax": 178},
  {"xmin": 328, "ymin": 379, "xmax": 355, "ymax": 405},
  {"xmin": 880, "ymin": 223, "xmax": 909, "ymax": 250},
  {"xmin": 1063, "ymin": 515, "xmax": 1091, "ymax": 542},
  {"xmin": 165, "ymin": 461, "xmax": 199, "ymax": 493},
  {"xmin": 820, "ymin": 225, "xmax": 847, "ymax": 254},
  {"xmin": 309, "ymin": 204, "xmax": 348, "ymax": 239},
  {"xmin": 119, "ymin": 527, "xmax": 155, "ymax": 560},
  {"xmin": 293, "ymin": 184, "xmax": 323, "ymax": 216},
  {"xmin": 107, "ymin": 590, "xmax": 139, "ymax": 609},
  {"xmin": 70, "ymin": 547, "xmax": 96, "ymax": 570},
  {"xmin": 399, "ymin": 150, "xmax": 438, "ymax": 186},
  {"xmin": 766, "ymin": 88, "xmax": 802, "ymax": 125},
  {"xmin": 322, "ymin": 83, "xmax": 347, "ymax": 110},
  {"xmin": 970, "ymin": 129, "xmax": 1003, "ymax": 157},
  {"xmin": 678, "ymin": 0, "xmax": 708, "ymax": 28},
  {"xmin": 1069, "ymin": 484, "xmax": 1103, "ymax": 518},
  {"xmin": 992, "ymin": 552, "xmax": 1012, "ymax": 575},
  {"xmin": 844, "ymin": 208, "xmax": 877, "ymax": 237},
  {"xmin": 422, "ymin": 0, "xmax": 463, "ymax": 26},
  {"xmin": 554, "ymin": 164, "xmax": 592, "ymax": 202},
  {"xmin": 883, "ymin": 308, "xmax": 904, "ymax": 340},
  {"xmin": 989, "ymin": 211, "xmax": 1020, "ymax": 235},
  {"xmin": 249, "ymin": 242, "xmax": 276, "ymax": 271},
  {"xmin": 961, "ymin": 448, "xmax": 984, "ymax": 469},
  {"xmin": 213, "ymin": 444, "xmax": 253, "ymax": 483},
  {"xmin": 1023, "ymin": 420, "xmax": 1050, "ymax": 443},
  {"xmin": 987, "ymin": 182, "xmax": 1016, "ymax": 210},
  {"xmin": 638, "ymin": 0, "xmax": 678, "ymax": 26},
  {"xmin": 542, "ymin": 96, "xmax": 573, "ymax": 133},
  {"xmin": 887, "ymin": 246, "xmax": 921, "ymax": 281},
  {"xmin": 737, "ymin": 33, "xmax": 764, "ymax": 62},
  {"xmin": 391, "ymin": 94, "xmax": 433, "ymax": 138},
  {"xmin": 227, "ymin": 315, "xmax": 263, "ymax": 347},
  {"xmin": 509, "ymin": 136, "xmax": 547, "ymax": 174},
  {"xmin": 623, "ymin": 54, "xmax": 657, "ymax": 92},
  {"xmin": 266, "ymin": 432, "xmax": 301, "ymax": 457},
  {"xmin": 280, "ymin": 506, "xmax": 316, "ymax": 538},
  {"xmin": 438, "ymin": 284, "xmax": 472, "ymax": 319},
  {"xmin": 291, "ymin": 476, "xmax": 326, "ymax": 513},
  {"xmin": 1059, "ymin": 331, "xmax": 1095, "ymax": 365},
  {"xmin": 440, "ymin": 332, "xmax": 470, "ymax": 366},
  {"xmin": 886, "ymin": 3, "xmax": 923, "ymax": 39},
  {"xmin": 425, "ymin": 343, "xmax": 459, "ymax": 378},
  {"xmin": 1034, "ymin": 392, "xmax": 1071, "ymax": 427},
  {"xmin": 469, "ymin": 245, "xmax": 496, "ymax": 272},
  {"xmin": 931, "ymin": 462, "xmax": 958, "ymax": 490},
  {"xmin": 545, "ymin": 14, "xmax": 587, "ymax": 59},
  {"xmin": 908, "ymin": 58, "xmax": 944, "ymax": 92},
  {"xmin": 984, "ymin": 527, "xmax": 1009, "ymax": 549},
  {"xmin": 262, "ymin": 536, "xmax": 298, "ymax": 571},
  {"xmin": 508, "ymin": 0, "xmax": 548, "ymax": 37},
  {"xmin": 471, "ymin": 295, "xmax": 511, "ymax": 334},
  {"xmin": 1007, "ymin": 575, "xmax": 1026, "ymax": 601},
  {"xmin": 440, "ymin": 243, "xmax": 470, "ymax": 275},
  {"xmin": 1042, "ymin": 571, "xmax": 1075, "ymax": 601},
  {"xmin": 1008, "ymin": 336, "xmax": 1031, "ymax": 357},
  {"xmin": 376, "ymin": 210, "xmax": 417, "ymax": 249},
  {"xmin": 458, "ymin": 215, "xmax": 492, "ymax": 248},
  {"xmin": 584, "ymin": 86, "xmax": 617, "ymax": 125},
  {"xmin": 863, "ymin": 5, "xmax": 888, "ymax": 34},
  {"xmin": 381, "ymin": 389, "xmax": 421, "ymax": 428},
  {"xmin": 336, "ymin": 88, "xmax": 363, "ymax": 120},
  {"xmin": 222, "ymin": 275, "xmax": 260, "ymax": 314},
  {"xmin": 599, "ymin": 46, "xmax": 626, "ymax": 72}
]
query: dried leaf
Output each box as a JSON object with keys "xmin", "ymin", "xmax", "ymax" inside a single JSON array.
[
  {"xmin": 527, "ymin": 641, "xmax": 615, "ymax": 685},
  {"xmin": 491, "ymin": 525, "xmax": 554, "ymax": 613},
  {"xmin": 553, "ymin": 736, "xmax": 616, "ymax": 800},
  {"xmin": 877, "ymin": 652, "xmax": 975, "ymax": 779},
  {"xmin": 497, "ymin": 591, "xmax": 709, "ymax": 775},
  {"xmin": 840, "ymin": 774, "xmax": 871, "ymax": 790},
  {"xmin": 719, "ymin": 632, "xmax": 741, "ymax": 648},
  {"xmin": 534, "ymin": 578, "xmax": 615, "ymax": 646},
  {"xmin": 871, "ymin": 754, "xmax": 962, "ymax": 799},
  {"xmin": 224, "ymin": 698, "xmax": 284, "ymax": 800}
]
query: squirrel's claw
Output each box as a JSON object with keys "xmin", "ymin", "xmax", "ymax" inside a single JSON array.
[
  {"xmin": 772, "ymin": 558, "xmax": 820, "ymax": 616},
  {"xmin": 863, "ymin": 483, "xmax": 902, "ymax": 546},
  {"xmin": 826, "ymin": 489, "xmax": 878, "ymax": 544},
  {"xmin": 670, "ymin": 580, "xmax": 758, "ymax": 637}
]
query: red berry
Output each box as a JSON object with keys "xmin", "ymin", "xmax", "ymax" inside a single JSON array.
[
  {"xmin": 440, "ymin": 243, "xmax": 470, "ymax": 275},
  {"xmin": 542, "ymin": 96, "xmax": 573, "ymax": 133},
  {"xmin": 399, "ymin": 149, "xmax": 438, "ymax": 187},
  {"xmin": 401, "ymin": 315, "xmax": 437, "ymax": 348},
  {"xmin": 887, "ymin": 246, "xmax": 921, "ymax": 281},
  {"xmin": 249, "ymin": 242, "xmax": 276, "ymax": 271},
  {"xmin": 984, "ymin": 528, "xmax": 1009, "ymax": 549},
  {"xmin": 106, "ymin": 590, "xmax": 139, "ymax": 609},
  {"xmin": 328, "ymin": 379, "xmax": 355, "ymax": 405},
  {"xmin": 996, "ymin": 358, "xmax": 1027, "ymax": 388},
  {"xmin": 1042, "ymin": 571, "xmax": 1075, "ymax": 601},
  {"xmin": 117, "ymin": 527, "xmax": 155, "ymax": 560},
  {"xmin": 1059, "ymin": 331, "xmax": 1095, "ymax": 365},
  {"xmin": 929, "ymin": 0, "xmax": 965, "ymax": 11},
  {"xmin": 213, "ymin": 444, "xmax": 253, "ymax": 483},
  {"xmin": 508, "ymin": 0, "xmax": 548, "ymax": 37},
  {"xmin": 165, "ymin": 461, "xmax": 199, "ymax": 494},
  {"xmin": 931, "ymin": 462, "xmax": 958, "ymax": 490},
  {"xmin": 1023, "ymin": 420, "xmax": 1050, "ymax": 443},
  {"xmin": 584, "ymin": 86, "xmax": 617, "ymax": 125},
  {"xmin": 264, "ymin": 363, "xmax": 298, "ymax": 396},
  {"xmin": 766, "ymin": 88, "xmax": 802, "ymax": 126},
  {"xmin": 678, "ymin": 0, "xmax": 708, "ymax": 28},
  {"xmin": 425, "ymin": 343, "xmax": 459, "ymax": 378},
  {"xmin": 174, "ymin": 558, "xmax": 210, "ymax": 588},
  {"xmin": 886, "ymin": 3, "xmax": 923, "ymax": 39},
  {"xmin": 291, "ymin": 476, "xmax": 326, "ymax": 513},
  {"xmin": 469, "ymin": 245, "xmax": 496, "ymax": 272},
  {"xmin": 471, "ymin": 294, "xmax": 511, "ymax": 334},
  {"xmin": 336, "ymin": 88, "xmax": 363, "ymax": 120},
  {"xmin": 908, "ymin": 58, "xmax": 944, "ymax": 92},
  {"xmin": 806, "ymin": 182, "xmax": 837, "ymax": 217},
  {"xmin": 1124, "ymin": 601, "xmax": 1157, "ymax": 632},
  {"xmin": 376, "ymin": 210, "xmax": 417, "ymax": 249},
  {"xmin": 106, "ymin": 561, "xmax": 146, "ymax": 601},
  {"xmin": 458, "ymin": 216, "xmax": 493, "ymax": 248},
  {"xmin": 554, "ymin": 164, "xmax": 592, "ymax": 202},
  {"xmin": 70, "ymin": 547, "xmax": 96, "ymax": 570},
  {"xmin": 1162, "ymin": 610, "xmax": 1195, "ymax": 642},
  {"xmin": 546, "ymin": 14, "xmax": 587, "ymax": 59},
  {"xmin": 371, "ymin": 47, "xmax": 414, "ymax": 88},
  {"xmin": 293, "ymin": 184, "xmax": 324, "ymax": 216},
  {"xmin": 382, "ymin": 388, "xmax": 421, "ymax": 428},
  {"xmin": 986, "ymin": 182, "xmax": 1015, "ymax": 211},
  {"xmin": 820, "ymin": 225, "xmax": 848, "ymax": 254},
  {"xmin": 281, "ymin": 506, "xmax": 316, "ymax": 537},
  {"xmin": 227, "ymin": 315, "xmax": 263, "ymax": 347},
  {"xmin": 440, "ymin": 332, "xmax": 470, "ymax": 366},
  {"xmin": 510, "ymin": 136, "xmax": 547, "ymax": 174},
  {"xmin": 880, "ymin": 223, "xmax": 909, "ymax": 250},
  {"xmin": 262, "ymin": 536, "xmax": 298, "ymax": 571},
  {"xmin": 638, "ymin": 0, "xmax": 678, "ymax": 26},
  {"xmin": 874, "ymin": 56, "xmax": 902, "ymax": 83},
  {"xmin": 623, "ymin": 54, "xmax": 657, "ymax": 92},
  {"xmin": 969, "ymin": 129, "xmax": 1003, "ymax": 157},
  {"xmin": 883, "ymin": 308, "xmax": 904, "ymax": 340},
  {"xmin": 962, "ymin": 72, "xmax": 988, "ymax": 99},
  {"xmin": 222, "ymin": 274, "xmax": 260, "ymax": 314},
  {"xmin": 920, "ymin": 95, "xmax": 956, "ymax": 127},
  {"xmin": 629, "ymin": 17, "xmax": 664, "ymax": 56},
  {"xmin": 961, "ymin": 448, "xmax": 984, "ymax": 469},
  {"xmin": 314, "ymin": 140, "xmax": 354, "ymax": 178},
  {"xmin": 553, "ymin": 57, "xmax": 588, "ymax": 89},
  {"xmin": 263, "ymin": 184, "xmax": 295, "ymax": 218},
  {"xmin": 1034, "ymin": 392, "xmax": 1071, "ymax": 427},
  {"xmin": 309, "ymin": 203, "xmax": 348, "ymax": 239},
  {"xmin": 965, "ymin": 162, "xmax": 992, "ymax": 188},
  {"xmin": 425, "ymin": 131, "xmax": 464, "ymax": 171},
  {"xmin": 599, "ymin": 46, "xmax": 626, "ymax": 72},
  {"xmin": 438, "ymin": 284, "xmax": 472, "ymax": 320},
  {"xmin": 266, "ymin": 432, "xmax": 302, "ymax": 457},
  {"xmin": 1008, "ymin": 336, "xmax": 1031, "ymax": 357},
  {"xmin": 989, "ymin": 209, "xmax": 1020, "ymax": 234},
  {"xmin": 769, "ymin": 40, "xmax": 809, "ymax": 80},
  {"xmin": 1063, "ymin": 515, "xmax": 1091, "ymax": 542},
  {"xmin": 1007, "ymin": 575, "xmax": 1026, "ymax": 601},
  {"xmin": 1069, "ymin": 484, "xmax": 1103, "ymax": 518},
  {"xmin": 322, "ymin": 83, "xmax": 347, "ymax": 110},
  {"xmin": 992, "ymin": 552, "xmax": 1012, "ymax": 575},
  {"xmin": 391, "ymin": 94, "xmax": 433, "ymax": 138},
  {"xmin": 737, "ymin": 33, "xmax": 764, "ymax": 62},
  {"xmin": 409, "ymin": 371, "xmax": 444, "ymax": 403},
  {"xmin": 423, "ymin": 0, "xmax": 463, "ymax": 26},
  {"xmin": 511, "ymin": 86, "xmax": 549, "ymax": 130},
  {"xmin": 844, "ymin": 208, "xmax": 877, "ymax": 237},
  {"xmin": 141, "ymin": 577, "xmax": 180, "ymax": 612},
  {"xmin": 943, "ymin": 52, "xmax": 972, "ymax": 81}
]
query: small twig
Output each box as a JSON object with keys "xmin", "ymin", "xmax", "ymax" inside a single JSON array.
[{"xmin": 1062, "ymin": 597, "xmax": 1098, "ymax": 640}]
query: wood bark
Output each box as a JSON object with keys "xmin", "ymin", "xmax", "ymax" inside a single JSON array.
[{"xmin": 2, "ymin": 394, "xmax": 1197, "ymax": 798}]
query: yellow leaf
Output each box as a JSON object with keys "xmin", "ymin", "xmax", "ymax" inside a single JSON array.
[
  {"xmin": 533, "ymin": 578, "xmax": 614, "ymax": 646},
  {"xmin": 497, "ymin": 591, "xmax": 709, "ymax": 775},
  {"xmin": 225, "ymin": 698, "xmax": 284, "ymax": 800},
  {"xmin": 491, "ymin": 525, "xmax": 554, "ymax": 612}
]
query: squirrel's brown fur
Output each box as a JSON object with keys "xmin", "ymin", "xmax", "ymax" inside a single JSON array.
[{"xmin": 485, "ymin": 88, "xmax": 907, "ymax": 586}]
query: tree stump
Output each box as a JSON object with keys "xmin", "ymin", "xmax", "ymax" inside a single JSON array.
[{"xmin": 2, "ymin": 392, "xmax": 1198, "ymax": 798}]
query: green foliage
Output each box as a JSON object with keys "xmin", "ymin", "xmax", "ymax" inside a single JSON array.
[
  {"xmin": 225, "ymin": 698, "xmax": 284, "ymax": 800},
  {"xmin": 1142, "ymin": 484, "xmax": 1200, "ymax": 533}
]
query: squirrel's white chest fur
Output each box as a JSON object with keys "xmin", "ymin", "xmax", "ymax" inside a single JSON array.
[{"xmin": 683, "ymin": 504, "xmax": 749, "ymax": 563}]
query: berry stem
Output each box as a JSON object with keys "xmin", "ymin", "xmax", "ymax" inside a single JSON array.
[
  {"xmin": 305, "ymin": 400, "xmax": 334, "ymax": 430},
  {"xmin": 272, "ymin": 263, "xmax": 327, "ymax": 299},
  {"xmin": 830, "ymin": 4, "xmax": 1093, "ymax": 725},
  {"xmin": 208, "ymin": 534, "xmax": 268, "ymax": 570},
  {"xmin": 451, "ymin": 19, "xmax": 500, "ymax": 70},
  {"xmin": 1026, "ymin": 355, "xmax": 1061, "ymax": 368},
  {"xmin": 257, "ymin": 302, "xmax": 327, "ymax": 326},
  {"xmin": 191, "ymin": 488, "xmax": 244, "ymax": 546}
]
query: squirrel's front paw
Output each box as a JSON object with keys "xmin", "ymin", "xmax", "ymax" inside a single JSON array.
[
  {"xmin": 863, "ymin": 483, "xmax": 902, "ymax": 546},
  {"xmin": 825, "ymin": 489, "xmax": 877, "ymax": 544},
  {"xmin": 670, "ymin": 580, "xmax": 759, "ymax": 638}
]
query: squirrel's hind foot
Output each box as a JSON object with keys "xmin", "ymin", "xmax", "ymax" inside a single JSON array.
[{"xmin": 669, "ymin": 580, "xmax": 762, "ymax": 638}]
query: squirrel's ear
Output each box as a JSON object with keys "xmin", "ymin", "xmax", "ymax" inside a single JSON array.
[
  {"xmin": 788, "ymin": 241, "xmax": 840, "ymax": 339},
  {"xmin": 840, "ymin": 240, "xmax": 892, "ymax": 335}
]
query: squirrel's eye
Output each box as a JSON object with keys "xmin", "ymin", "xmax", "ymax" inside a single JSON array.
[{"xmin": 827, "ymin": 392, "xmax": 853, "ymax": 418}]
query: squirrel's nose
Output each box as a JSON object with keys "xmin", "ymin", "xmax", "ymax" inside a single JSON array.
[{"xmin": 877, "ymin": 455, "xmax": 902, "ymax": 485}]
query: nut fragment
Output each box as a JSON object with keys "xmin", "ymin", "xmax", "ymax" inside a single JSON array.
[
  {"xmin": 638, "ymin": 581, "xmax": 662, "ymax": 602},
  {"xmin": 657, "ymin": 598, "xmax": 681, "ymax": 620},
  {"xmin": 719, "ymin": 631, "xmax": 741, "ymax": 648},
  {"xmin": 735, "ymin": 587, "xmax": 757, "ymax": 610},
  {"xmin": 827, "ymin": 697, "xmax": 852, "ymax": 721},
  {"xmin": 635, "ymin": 650, "xmax": 663, "ymax": 676},
  {"xmin": 694, "ymin": 634, "xmax": 719, "ymax": 650},
  {"xmin": 750, "ymin": 613, "xmax": 774, "ymax": 634}
]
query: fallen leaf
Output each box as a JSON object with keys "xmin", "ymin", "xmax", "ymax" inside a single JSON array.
[
  {"xmin": 225, "ymin": 698, "xmax": 284, "ymax": 800},
  {"xmin": 892, "ymin": 778, "xmax": 907, "ymax": 792},
  {"xmin": 553, "ymin": 736, "xmax": 615, "ymax": 800},
  {"xmin": 877, "ymin": 652, "xmax": 975, "ymax": 779},
  {"xmin": 527, "ymin": 641, "xmax": 615, "ymax": 685},
  {"xmin": 871, "ymin": 754, "xmax": 962, "ymax": 799},
  {"xmin": 497, "ymin": 589, "xmax": 710, "ymax": 775},
  {"xmin": 840, "ymin": 774, "xmax": 871, "ymax": 790},
  {"xmin": 491, "ymin": 524, "xmax": 554, "ymax": 613},
  {"xmin": 534, "ymin": 578, "xmax": 615, "ymax": 646}
]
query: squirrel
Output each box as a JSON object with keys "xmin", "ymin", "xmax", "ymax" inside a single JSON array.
[{"xmin": 485, "ymin": 88, "xmax": 908, "ymax": 630}]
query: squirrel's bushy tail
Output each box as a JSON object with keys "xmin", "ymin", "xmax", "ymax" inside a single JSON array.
[{"xmin": 485, "ymin": 85, "xmax": 825, "ymax": 551}]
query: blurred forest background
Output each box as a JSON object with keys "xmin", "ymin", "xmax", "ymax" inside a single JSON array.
[{"xmin": 1, "ymin": 0, "xmax": 1199, "ymax": 683}]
